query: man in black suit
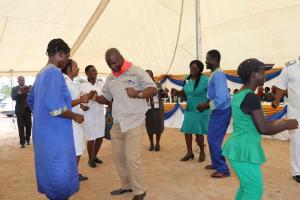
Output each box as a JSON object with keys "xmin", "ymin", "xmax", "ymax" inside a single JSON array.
[{"xmin": 11, "ymin": 76, "xmax": 32, "ymax": 148}]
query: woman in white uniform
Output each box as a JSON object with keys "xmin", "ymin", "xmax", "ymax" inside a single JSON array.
[
  {"xmin": 79, "ymin": 65, "xmax": 106, "ymax": 168},
  {"xmin": 62, "ymin": 59, "xmax": 89, "ymax": 181}
]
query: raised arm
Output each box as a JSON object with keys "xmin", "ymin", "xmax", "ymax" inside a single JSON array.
[
  {"xmin": 71, "ymin": 94, "xmax": 89, "ymax": 107},
  {"xmin": 11, "ymin": 87, "xmax": 21, "ymax": 101},
  {"xmin": 272, "ymin": 87, "xmax": 286, "ymax": 108},
  {"xmin": 251, "ymin": 109, "xmax": 298, "ymax": 135},
  {"xmin": 95, "ymin": 95, "xmax": 111, "ymax": 105},
  {"xmin": 272, "ymin": 67, "xmax": 288, "ymax": 108}
]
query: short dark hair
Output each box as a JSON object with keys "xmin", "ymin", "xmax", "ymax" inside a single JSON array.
[
  {"xmin": 237, "ymin": 59, "xmax": 263, "ymax": 84},
  {"xmin": 46, "ymin": 38, "xmax": 70, "ymax": 56},
  {"xmin": 62, "ymin": 59, "xmax": 73, "ymax": 74},
  {"xmin": 85, "ymin": 65, "xmax": 95, "ymax": 73},
  {"xmin": 207, "ymin": 49, "xmax": 221, "ymax": 62}
]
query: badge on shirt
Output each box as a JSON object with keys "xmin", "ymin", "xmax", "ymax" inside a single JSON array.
[
  {"xmin": 286, "ymin": 60, "xmax": 296, "ymax": 67},
  {"xmin": 127, "ymin": 80, "xmax": 135, "ymax": 85}
]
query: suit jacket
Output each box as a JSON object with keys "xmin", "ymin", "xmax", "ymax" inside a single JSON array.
[{"xmin": 11, "ymin": 85, "xmax": 31, "ymax": 114}]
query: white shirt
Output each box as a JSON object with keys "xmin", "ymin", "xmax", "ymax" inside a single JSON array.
[
  {"xmin": 277, "ymin": 60, "xmax": 300, "ymax": 119},
  {"xmin": 64, "ymin": 74, "xmax": 85, "ymax": 155},
  {"xmin": 78, "ymin": 79, "xmax": 105, "ymax": 140}
]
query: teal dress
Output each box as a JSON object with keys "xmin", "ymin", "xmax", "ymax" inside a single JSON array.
[
  {"xmin": 222, "ymin": 89, "xmax": 266, "ymax": 200},
  {"xmin": 222, "ymin": 89, "xmax": 266, "ymax": 164},
  {"xmin": 181, "ymin": 75, "xmax": 210, "ymax": 134}
]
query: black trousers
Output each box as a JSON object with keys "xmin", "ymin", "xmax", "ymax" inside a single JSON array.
[{"xmin": 16, "ymin": 112, "xmax": 32, "ymax": 145}]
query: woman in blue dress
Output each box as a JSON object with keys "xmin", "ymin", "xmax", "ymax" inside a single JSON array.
[
  {"xmin": 171, "ymin": 60, "xmax": 210, "ymax": 162},
  {"xmin": 27, "ymin": 39, "xmax": 84, "ymax": 200}
]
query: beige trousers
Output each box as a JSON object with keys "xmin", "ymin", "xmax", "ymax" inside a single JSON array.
[{"xmin": 110, "ymin": 122, "xmax": 146, "ymax": 195}]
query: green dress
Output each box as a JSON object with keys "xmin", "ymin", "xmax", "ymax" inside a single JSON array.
[
  {"xmin": 222, "ymin": 89, "xmax": 266, "ymax": 164},
  {"xmin": 180, "ymin": 75, "xmax": 210, "ymax": 135}
]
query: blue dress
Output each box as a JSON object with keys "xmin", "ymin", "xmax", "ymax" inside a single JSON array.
[
  {"xmin": 27, "ymin": 65, "xmax": 79, "ymax": 200},
  {"xmin": 180, "ymin": 75, "xmax": 210, "ymax": 134}
]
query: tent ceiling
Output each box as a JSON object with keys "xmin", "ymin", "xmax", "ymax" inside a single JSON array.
[
  {"xmin": 0, "ymin": 0, "xmax": 100, "ymax": 75},
  {"xmin": 0, "ymin": 0, "xmax": 300, "ymax": 76}
]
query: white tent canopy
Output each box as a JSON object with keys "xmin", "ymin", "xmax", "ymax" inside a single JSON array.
[{"xmin": 0, "ymin": 0, "xmax": 300, "ymax": 76}]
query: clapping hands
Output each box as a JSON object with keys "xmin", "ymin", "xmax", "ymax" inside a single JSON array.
[
  {"xmin": 88, "ymin": 90, "xmax": 98, "ymax": 101},
  {"xmin": 80, "ymin": 94, "xmax": 89, "ymax": 103}
]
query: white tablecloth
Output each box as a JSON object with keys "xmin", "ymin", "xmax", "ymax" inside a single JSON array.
[{"xmin": 164, "ymin": 103, "xmax": 289, "ymax": 140}]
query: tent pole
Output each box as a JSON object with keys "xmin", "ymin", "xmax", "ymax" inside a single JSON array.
[
  {"xmin": 195, "ymin": 0, "xmax": 201, "ymax": 60},
  {"xmin": 9, "ymin": 69, "xmax": 16, "ymax": 127},
  {"xmin": 70, "ymin": 0, "xmax": 110, "ymax": 57}
]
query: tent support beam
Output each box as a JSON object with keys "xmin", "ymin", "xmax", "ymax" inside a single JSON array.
[
  {"xmin": 195, "ymin": 0, "xmax": 201, "ymax": 60},
  {"xmin": 70, "ymin": 0, "xmax": 110, "ymax": 57}
]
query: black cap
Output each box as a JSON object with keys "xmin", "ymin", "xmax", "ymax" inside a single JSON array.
[
  {"xmin": 237, "ymin": 58, "xmax": 273, "ymax": 83},
  {"xmin": 238, "ymin": 58, "xmax": 273, "ymax": 71}
]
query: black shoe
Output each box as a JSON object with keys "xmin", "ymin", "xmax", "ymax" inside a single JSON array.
[
  {"xmin": 198, "ymin": 152, "xmax": 205, "ymax": 162},
  {"xmin": 88, "ymin": 160, "xmax": 97, "ymax": 168},
  {"xmin": 133, "ymin": 191, "xmax": 146, "ymax": 200},
  {"xmin": 148, "ymin": 144, "xmax": 154, "ymax": 151},
  {"xmin": 79, "ymin": 174, "xmax": 88, "ymax": 182},
  {"xmin": 26, "ymin": 141, "xmax": 30, "ymax": 145},
  {"xmin": 180, "ymin": 154, "xmax": 194, "ymax": 161},
  {"xmin": 293, "ymin": 175, "xmax": 300, "ymax": 183},
  {"xmin": 20, "ymin": 144, "xmax": 25, "ymax": 148},
  {"xmin": 94, "ymin": 157, "xmax": 103, "ymax": 164},
  {"xmin": 155, "ymin": 144, "xmax": 160, "ymax": 152},
  {"xmin": 111, "ymin": 188, "xmax": 133, "ymax": 195}
]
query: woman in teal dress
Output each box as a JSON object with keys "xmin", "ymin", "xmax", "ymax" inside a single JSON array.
[
  {"xmin": 172, "ymin": 60, "xmax": 210, "ymax": 162},
  {"xmin": 222, "ymin": 59, "xmax": 298, "ymax": 200}
]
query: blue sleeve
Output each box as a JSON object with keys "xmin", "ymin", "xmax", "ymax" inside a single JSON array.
[
  {"xmin": 27, "ymin": 84, "xmax": 35, "ymax": 111},
  {"xmin": 44, "ymin": 69, "xmax": 68, "ymax": 116},
  {"xmin": 211, "ymin": 72, "xmax": 230, "ymax": 109}
]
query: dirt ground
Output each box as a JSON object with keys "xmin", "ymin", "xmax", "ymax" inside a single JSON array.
[{"xmin": 0, "ymin": 117, "xmax": 299, "ymax": 200}]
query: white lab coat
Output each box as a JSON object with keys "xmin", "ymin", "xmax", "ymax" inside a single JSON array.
[
  {"xmin": 64, "ymin": 75, "xmax": 85, "ymax": 156},
  {"xmin": 78, "ymin": 79, "xmax": 105, "ymax": 141},
  {"xmin": 277, "ymin": 60, "xmax": 300, "ymax": 176}
]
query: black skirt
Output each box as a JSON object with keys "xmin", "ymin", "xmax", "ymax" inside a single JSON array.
[{"xmin": 146, "ymin": 108, "xmax": 164, "ymax": 134}]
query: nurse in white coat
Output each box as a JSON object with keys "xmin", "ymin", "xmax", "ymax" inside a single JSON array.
[
  {"xmin": 62, "ymin": 59, "xmax": 89, "ymax": 181},
  {"xmin": 273, "ymin": 59, "xmax": 300, "ymax": 183},
  {"xmin": 79, "ymin": 65, "xmax": 106, "ymax": 168}
]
